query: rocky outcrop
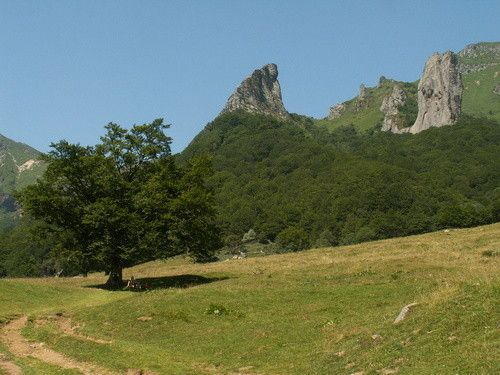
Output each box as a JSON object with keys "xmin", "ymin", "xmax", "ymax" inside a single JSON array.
[
  {"xmin": 380, "ymin": 85, "xmax": 406, "ymax": 132},
  {"xmin": 221, "ymin": 63, "xmax": 289, "ymax": 119},
  {"xmin": 406, "ymin": 51, "xmax": 463, "ymax": 134},
  {"xmin": 355, "ymin": 84, "xmax": 368, "ymax": 111},
  {"xmin": 494, "ymin": 83, "xmax": 500, "ymax": 95},
  {"xmin": 328, "ymin": 103, "xmax": 346, "ymax": 120},
  {"xmin": 458, "ymin": 42, "xmax": 500, "ymax": 73}
]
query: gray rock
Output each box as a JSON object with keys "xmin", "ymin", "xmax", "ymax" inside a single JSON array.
[
  {"xmin": 356, "ymin": 84, "xmax": 368, "ymax": 110},
  {"xmin": 328, "ymin": 103, "xmax": 346, "ymax": 120},
  {"xmin": 406, "ymin": 52, "xmax": 462, "ymax": 134},
  {"xmin": 494, "ymin": 83, "xmax": 500, "ymax": 95},
  {"xmin": 380, "ymin": 85, "xmax": 406, "ymax": 132},
  {"xmin": 358, "ymin": 84, "xmax": 367, "ymax": 100},
  {"xmin": 221, "ymin": 63, "xmax": 289, "ymax": 119}
]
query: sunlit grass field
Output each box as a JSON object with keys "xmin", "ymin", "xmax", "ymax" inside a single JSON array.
[{"xmin": 1, "ymin": 223, "xmax": 499, "ymax": 374}]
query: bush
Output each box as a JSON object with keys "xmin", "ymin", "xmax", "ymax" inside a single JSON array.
[{"xmin": 277, "ymin": 227, "xmax": 309, "ymax": 252}]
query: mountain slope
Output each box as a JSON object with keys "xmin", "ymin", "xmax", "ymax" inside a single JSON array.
[
  {"xmin": 182, "ymin": 112, "xmax": 499, "ymax": 247},
  {"xmin": 457, "ymin": 42, "xmax": 500, "ymax": 123},
  {"xmin": 0, "ymin": 134, "xmax": 45, "ymax": 231},
  {"xmin": 318, "ymin": 42, "xmax": 499, "ymax": 132}
]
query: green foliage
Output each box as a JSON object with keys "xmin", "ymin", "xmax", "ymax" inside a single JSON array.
[
  {"xmin": 14, "ymin": 119, "xmax": 221, "ymax": 282},
  {"xmin": 182, "ymin": 112, "xmax": 500, "ymax": 251},
  {"xmin": 461, "ymin": 66, "xmax": 500, "ymax": 123},
  {"xmin": 276, "ymin": 226, "xmax": 309, "ymax": 252}
]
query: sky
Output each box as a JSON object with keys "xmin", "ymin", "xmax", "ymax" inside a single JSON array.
[{"xmin": 1, "ymin": 0, "xmax": 499, "ymax": 153}]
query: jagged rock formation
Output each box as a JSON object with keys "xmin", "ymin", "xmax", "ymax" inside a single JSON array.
[
  {"xmin": 494, "ymin": 83, "xmax": 500, "ymax": 95},
  {"xmin": 406, "ymin": 51, "xmax": 463, "ymax": 134},
  {"xmin": 380, "ymin": 85, "xmax": 407, "ymax": 132},
  {"xmin": 355, "ymin": 84, "xmax": 368, "ymax": 111},
  {"xmin": 221, "ymin": 63, "xmax": 289, "ymax": 119},
  {"xmin": 328, "ymin": 103, "xmax": 346, "ymax": 120}
]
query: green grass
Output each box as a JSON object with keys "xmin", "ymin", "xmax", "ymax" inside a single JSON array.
[
  {"xmin": 1, "ymin": 223, "xmax": 499, "ymax": 374},
  {"xmin": 458, "ymin": 42, "xmax": 500, "ymax": 65},
  {"xmin": 316, "ymin": 80, "xmax": 418, "ymax": 133},
  {"xmin": 462, "ymin": 65, "xmax": 500, "ymax": 123}
]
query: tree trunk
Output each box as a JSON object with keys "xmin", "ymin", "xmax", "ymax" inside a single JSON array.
[{"xmin": 105, "ymin": 266, "xmax": 123, "ymax": 289}]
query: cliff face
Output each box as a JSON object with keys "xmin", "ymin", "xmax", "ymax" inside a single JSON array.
[
  {"xmin": 221, "ymin": 63, "xmax": 290, "ymax": 120},
  {"xmin": 406, "ymin": 52, "xmax": 463, "ymax": 134},
  {"xmin": 380, "ymin": 85, "xmax": 407, "ymax": 132}
]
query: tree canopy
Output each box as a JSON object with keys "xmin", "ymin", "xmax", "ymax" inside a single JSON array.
[{"xmin": 17, "ymin": 119, "xmax": 221, "ymax": 287}]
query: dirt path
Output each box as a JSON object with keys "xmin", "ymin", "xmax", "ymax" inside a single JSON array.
[
  {"xmin": 0, "ymin": 353, "xmax": 22, "ymax": 375},
  {"xmin": 1, "ymin": 316, "xmax": 116, "ymax": 375}
]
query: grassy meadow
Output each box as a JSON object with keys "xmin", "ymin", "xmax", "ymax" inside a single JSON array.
[{"xmin": 1, "ymin": 223, "xmax": 499, "ymax": 374}]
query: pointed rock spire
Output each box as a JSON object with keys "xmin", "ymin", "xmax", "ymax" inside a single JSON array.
[
  {"xmin": 221, "ymin": 63, "xmax": 290, "ymax": 119},
  {"xmin": 407, "ymin": 51, "xmax": 463, "ymax": 134}
]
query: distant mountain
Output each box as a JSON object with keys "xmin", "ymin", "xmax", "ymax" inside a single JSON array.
[
  {"xmin": 0, "ymin": 134, "xmax": 45, "ymax": 231},
  {"xmin": 182, "ymin": 41, "xmax": 500, "ymax": 248},
  {"xmin": 318, "ymin": 41, "xmax": 500, "ymax": 133}
]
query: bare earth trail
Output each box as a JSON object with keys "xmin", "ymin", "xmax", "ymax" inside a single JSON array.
[
  {"xmin": 0, "ymin": 353, "xmax": 22, "ymax": 375},
  {"xmin": 1, "ymin": 315, "xmax": 116, "ymax": 375}
]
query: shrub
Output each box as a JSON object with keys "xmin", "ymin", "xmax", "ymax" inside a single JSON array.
[{"xmin": 277, "ymin": 227, "xmax": 309, "ymax": 252}]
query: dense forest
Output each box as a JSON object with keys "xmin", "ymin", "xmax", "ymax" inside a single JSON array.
[
  {"xmin": 183, "ymin": 112, "xmax": 499, "ymax": 249},
  {"xmin": 1, "ymin": 111, "xmax": 499, "ymax": 277}
]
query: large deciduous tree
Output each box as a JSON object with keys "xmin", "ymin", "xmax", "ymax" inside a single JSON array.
[{"xmin": 18, "ymin": 119, "xmax": 221, "ymax": 288}]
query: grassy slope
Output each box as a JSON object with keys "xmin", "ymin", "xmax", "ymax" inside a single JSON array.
[
  {"xmin": 462, "ymin": 66, "xmax": 500, "ymax": 123},
  {"xmin": 316, "ymin": 80, "xmax": 418, "ymax": 133},
  {"xmin": 316, "ymin": 81, "xmax": 391, "ymax": 132},
  {"xmin": 1, "ymin": 223, "xmax": 499, "ymax": 374}
]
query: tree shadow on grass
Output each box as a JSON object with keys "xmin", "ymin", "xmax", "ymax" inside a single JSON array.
[{"xmin": 90, "ymin": 274, "xmax": 229, "ymax": 292}]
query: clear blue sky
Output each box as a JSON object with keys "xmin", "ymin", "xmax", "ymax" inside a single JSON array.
[{"xmin": 1, "ymin": 0, "xmax": 499, "ymax": 153}]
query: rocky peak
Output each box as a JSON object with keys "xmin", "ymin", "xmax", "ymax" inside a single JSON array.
[
  {"xmin": 380, "ymin": 85, "xmax": 407, "ymax": 132},
  {"xmin": 221, "ymin": 63, "xmax": 290, "ymax": 119},
  {"xmin": 406, "ymin": 51, "xmax": 463, "ymax": 134}
]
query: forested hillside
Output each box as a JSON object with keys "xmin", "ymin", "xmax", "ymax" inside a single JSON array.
[{"xmin": 182, "ymin": 112, "xmax": 499, "ymax": 249}]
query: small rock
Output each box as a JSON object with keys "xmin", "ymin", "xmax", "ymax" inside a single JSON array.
[
  {"xmin": 335, "ymin": 351, "xmax": 346, "ymax": 357},
  {"xmin": 394, "ymin": 302, "xmax": 419, "ymax": 324},
  {"xmin": 371, "ymin": 334, "xmax": 383, "ymax": 340},
  {"xmin": 137, "ymin": 316, "xmax": 153, "ymax": 322},
  {"xmin": 494, "ymin": 83, "xmax": 500, "ymax": 95}
]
